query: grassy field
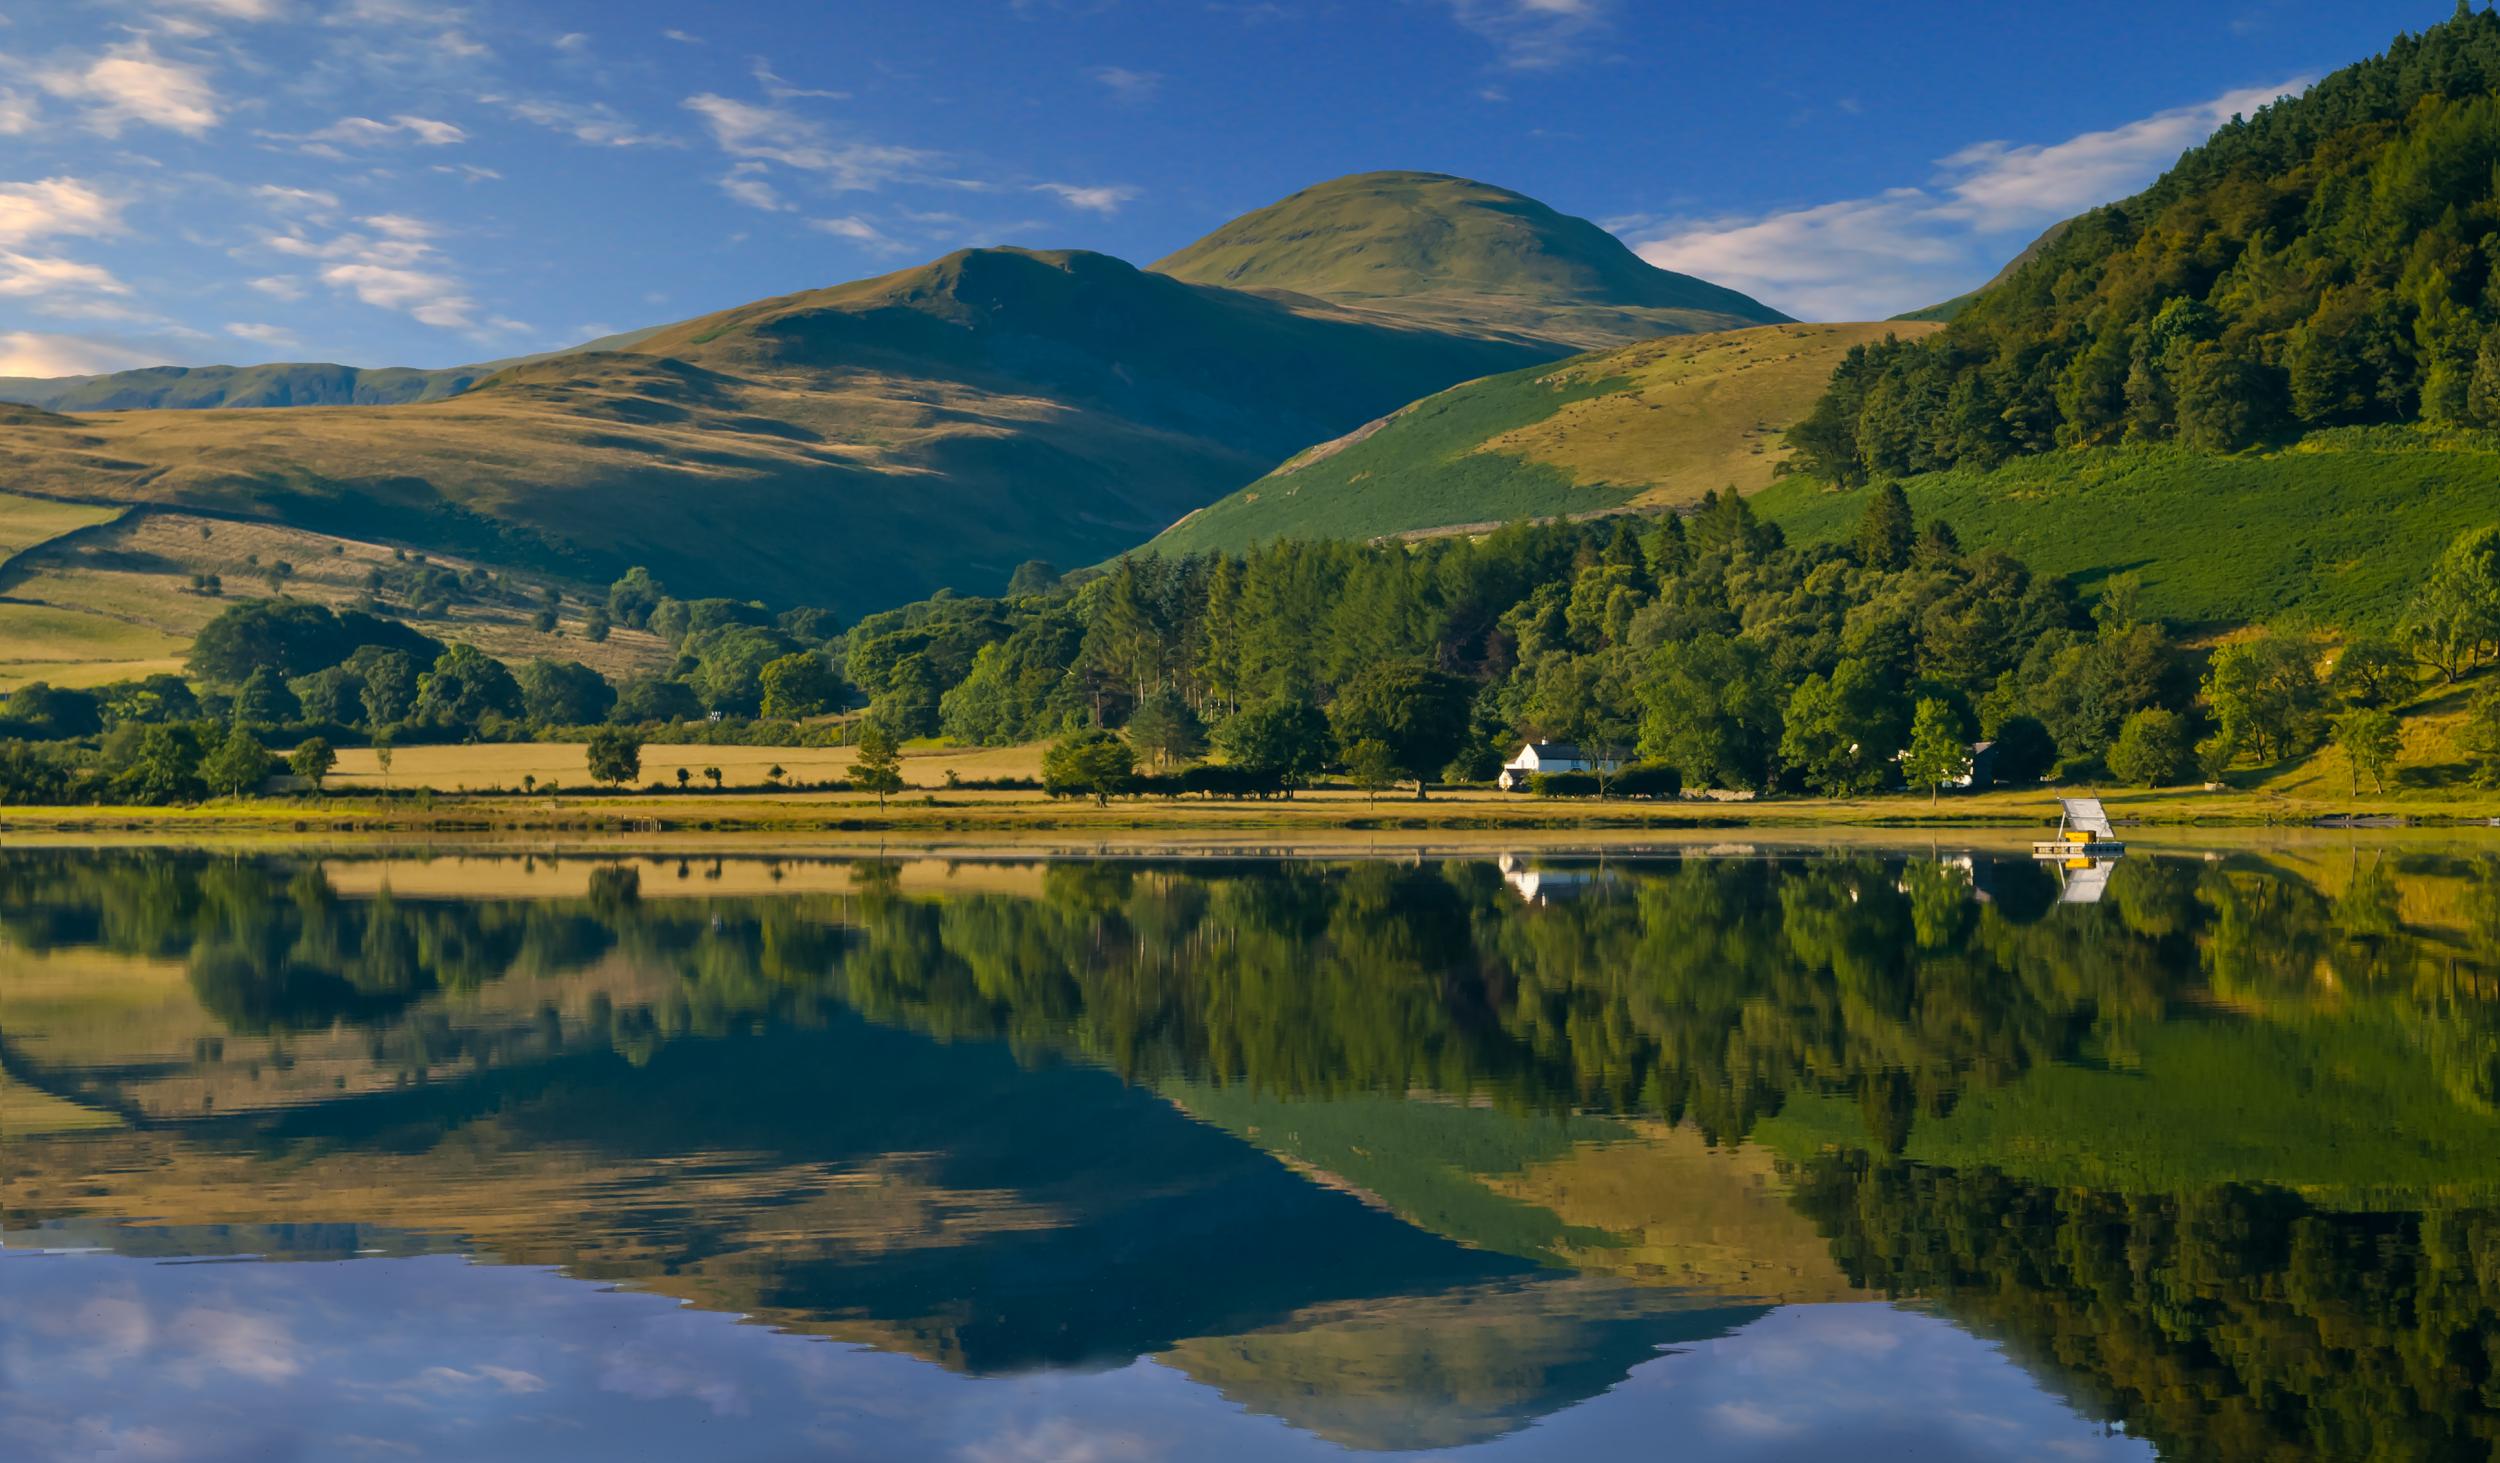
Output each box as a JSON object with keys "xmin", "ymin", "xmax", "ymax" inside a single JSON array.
[
  {"xmin": 1, "ymin": 508, "xmax": 674, "ymax": 686},
  {"xmin": 323, "ymin": 739, "xmax": 1047, "ymax": 792},
  {"xmin": 1150, "ymin": 323, "xmax": 1937, "ymax": 555},
  {"xmin": 0, "ymin": 489, "xmax": 116, "ymax": 567},
  {"xmin": 1754, "ymin": 427, "xmax": 2500, "ymax": 630}
]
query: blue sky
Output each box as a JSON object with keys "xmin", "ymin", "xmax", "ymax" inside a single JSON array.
[{"xmin": 0, "ymin": 0, "xmax": 2444, "ymax": 376}]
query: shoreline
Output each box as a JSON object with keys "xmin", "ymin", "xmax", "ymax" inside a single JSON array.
[{"xmin": 4, "ymin": 781, "xmax": 2497, "ymax": 836}]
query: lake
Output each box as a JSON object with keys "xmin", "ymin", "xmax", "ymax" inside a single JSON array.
[{"xmin": 4, "ymin": 840, "xmax": 2497, "ymax": 1461}]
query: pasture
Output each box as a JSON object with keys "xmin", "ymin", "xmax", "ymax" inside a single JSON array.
[{"xmin": 322, "ymin": 739, "xmax": 1047, "ymax": 791}]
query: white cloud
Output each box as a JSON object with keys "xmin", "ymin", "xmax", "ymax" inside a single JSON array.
[
  {"xmin": 0, "ymin": 330, "xmax": 172, "ymax": 377},
  {"xmin": 0, "ymin": 91, "xmax": 37, "ymax": 134},
  {"xmin": 1630, "ymin": 78, "xmax": 2304, "ymax": 320},
  {"xmin": 718, "ymin": 163, "xmax": 789, "ymax": 212},
  {"xmin": 1440, "ymin": 0, "xmax": 1610, "ymax": 71},
  {"xmin": 552, "ymin": 32, "xmax": 590, "ymax": 52},
  {"xmin": 0, "ymin": 251, "xmax": 130, "ymax": 299},
  {"xmin": 806, "ymin": 215, "xmax": 889, "ymax": 244},
  {"xmin": 0, "ymin": 178, "xmax": 124, "ymax": 247},
  {"xmin": 684, "ymin": 93, "xmax": 934, "ymax": 189},
  {"xmin": 662, "ymin": 28, "xmax": 703, "ymax": 44},
  {"xmin": 251, "ymin": 184, "xmax": 340, "ymax": 212},
  {"xmin": 163, "ymin": 0, "xmax": 288, "ymax": 17},
  {"xmin": 303, "ymin": 114, "xmax": 466, "ymax": 147},
  {"xmin": 225, "ymin": 321, "xmax": 300, "ymax": 348},
  {"xmin": 40, "ymin": 43, "xmax": 221, "ymax": 136},
  {"xmin": 500, "ymin": 97, "xmax": 666, "ymax": 147},
  {"xmin": 1032, "ymin": 182, "xmax": 1137, "ymax": 214},
  {"xmin": 258, "ymin": 213, "xmax": 506, "ymax": 335},
  {"xmin": 323, "ymin": 261, "xmax": 476, "ymax": 328},
  {"xmin": 249, "ymin": 274, "xmax": 306, "ymax": 300},
  {"xmin": 1088, "ymin": 66, "xmax": 1162, "ymax": 104}
]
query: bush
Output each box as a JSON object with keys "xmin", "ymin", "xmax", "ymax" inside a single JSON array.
[
  {"xmin": 1528, "ymin": 770, "xmax": 1600, "ymax": 798},
  {"xmin": 1610, "ymin": 762, "xmax": 1683, "ymax": 798},
  {"xmin": 2109, "ymin": 708, "xmax": 2192, "ymax": 786}
]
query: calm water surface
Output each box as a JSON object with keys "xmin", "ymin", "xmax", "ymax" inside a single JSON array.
[{"xmin": 4, "ymin": 843, "xmax": 2498, "ymax": 1461}]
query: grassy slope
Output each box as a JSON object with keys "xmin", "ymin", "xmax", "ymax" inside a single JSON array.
[
  {"xmin": 0, "ymin": 509, "xmax": 673, "ymax": 691},
  {"xmin": 1754, "ymin": 427, "xmax": 2500, "ymax": 630},
  {"xmin": 1152, "ymin": 323, "xmax": 1935, "ymax": 554},
  {"xmin": 0, "ymin": 250, "xmax": 1549, "ymax": 614},
  {"xmin": 1152, "ymin": 171, "xmax": 1788, "ymax": 351}
]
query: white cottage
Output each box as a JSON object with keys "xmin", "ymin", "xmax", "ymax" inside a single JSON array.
[{"xmin": 1498, "ymin": 741, "xmax": 1628, "ymax": 791}]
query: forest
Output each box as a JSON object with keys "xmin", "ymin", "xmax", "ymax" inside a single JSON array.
[
  {"xmin": 9, "ymin": 480, "xmax": 2500, "ymax": 805},
  {"xmin": 1788, "ymin": 6, "xmax": 2500, "ymax": 483}
]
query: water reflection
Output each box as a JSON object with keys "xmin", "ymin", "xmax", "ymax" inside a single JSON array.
[{"xmin": 4, "ymin": 844, "xmax": 2499, "ymax": 1459}]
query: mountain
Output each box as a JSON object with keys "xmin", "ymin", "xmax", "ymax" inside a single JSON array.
[
  {"xmin": 1888, "ymin": 216, "xmax": 2075, "ymax": 323},
  {"xmin": 0, "ymin": 324, "xmax": 679, "ymax": 412},
  {"xmin": 1151, "ymin": 170, "xmax": 1789, "ymax": 350},
  {"xmin": 0, "ymin": 248, "xmax": 1550, "ymax": 613},
  {"xmin": 1149, "ymin": 322, "xmax": 1927, "ymax": 555}
]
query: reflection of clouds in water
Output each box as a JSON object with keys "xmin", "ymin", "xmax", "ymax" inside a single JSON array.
[
  {"xmin": 958, "ymin": 1415, "xmax": 1159, "ymax": 1463},
  {"xmin": 0, "ymin": 1253, "xmax": 2149, "ymax": 1462}
]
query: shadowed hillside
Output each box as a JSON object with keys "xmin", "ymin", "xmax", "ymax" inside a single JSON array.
[{"xmin": 0, "ymin": 249, "xmax": 1548, "ymax": 612}]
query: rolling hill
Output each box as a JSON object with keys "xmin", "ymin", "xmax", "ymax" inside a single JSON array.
[
  {"xmin": 0, "ymin": 171, "xmax": 1804, "ymax": 616},
  {"xmin": 1149, "ymin": 322, "xmax": 1935, "ymax": 555},
  {"xmin": 0, "ymin": 247, "xmax": 1552, "ymax": 613},
  {"xmin": 1152, "ymin": 171, "xmax": 1788, "ymax": 350},
  {"xmin": 0, "ymin": 323, "xmax": 680, "ymax": 412}
]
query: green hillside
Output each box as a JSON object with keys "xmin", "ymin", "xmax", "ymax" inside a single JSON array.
[
  {"xmin": 1754, "ymin": 427, "xmax": 2500, "ymax": 629},
  {"xmin": 1150, "ymin": 322, "xmax": 1933, "ymax": 554},
  {"xmin": 0, "ymin": 248, "xmax": 1548, "ymax": 613},
  {"xmin": 1797, "ymin": 9, "xmax": 2500, "ymax": 485},
  {"xmin": 1153, "ymin": 170, "xmax": 1788, "ymax": 350}
]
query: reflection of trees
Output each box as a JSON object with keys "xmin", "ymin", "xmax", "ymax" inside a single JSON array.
[
  {"xmin": 11, "ymin": 847, "xmax": 2500, "ymax": 1153},
  {"xmin": 1791, "ymin": 1153, "xmax": 2500, "ymax": 1462}
]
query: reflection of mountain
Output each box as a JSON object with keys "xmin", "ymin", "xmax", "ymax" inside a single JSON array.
[
  {"xmin": 1162, "ymin": 1278, "xmax": 1762, "ymax": 1452},
  {"xmin": 11, "ymin": 846, "xmax": 2500, "ymax": 1455}
]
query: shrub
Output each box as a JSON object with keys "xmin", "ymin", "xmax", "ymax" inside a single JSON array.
[{"xmin": 2109, "ymin": 708, "xmax": 2192, "ymax": 786}]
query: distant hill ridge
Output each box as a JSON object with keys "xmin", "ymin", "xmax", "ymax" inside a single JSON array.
[{"xmin": 0, "ymin": 170, "xmax": 1779, "ymax": 611}]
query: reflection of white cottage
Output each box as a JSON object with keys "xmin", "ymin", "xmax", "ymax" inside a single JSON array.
[
  {"xmin": 1496, "ymin": 853, "xmax": 1601, "ymax": 905},
  {"xmin": 1498, "ymin": 741, "xmax": 1628, "ymax": 791}
]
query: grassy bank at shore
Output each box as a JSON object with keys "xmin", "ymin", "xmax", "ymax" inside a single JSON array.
[{"xmin": 5, "ymin": 777, "xmax": 2497, "ymax": 835}]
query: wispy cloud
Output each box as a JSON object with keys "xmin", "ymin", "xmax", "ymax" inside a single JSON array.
[
  {"xmin": 38, "ymin": 42, "xmax": 221, "ymax": 136},
  {"xmin": 0, "ymin": 330, "xmax": 174, "ymax": 376},
  {"xmin": 1088, "ymin": 66, "xmax": 1162, "ymax": 104},
  {"xmin": 1439, "ymin": 0, "xmax": 1611, "ymax": 71},
  {"xmin": 303, "ymin": 113, "xmax": 468, "ymax": 147},
  {"xmin": 225, "ymin": 320, "xmax": 300, "ymax": 348},
  {"xmin": 1031, "ymin": 181, "xmax": 1137, "ymax": 214},
  {"xmin": 1630, "ymin": 79, "xmax": 2302, "ymax": 320},
  {"xmin": 262, "ymin": 213, "xmax": 509, "ymax": 334},
  {"xmin": 0, "ymin": 178, "xmax": 124, "ymax": 247},
  {"xmin": 163, "ymin": 0, "xmax": 289, "ymax": 19},
  {"xmin": 806, "ymin": 215, "xmax": 898, "ymax": 249},
  {"xmin": 250, "ymin": 184, "xmax": 341, "ymax": 213},
  {"xmin": 495, "ymin": 96, "xmax": 668, "ymax": 147},
  {"xmin": 684, "ymin": 93, "xmax": 935, "ymax": 189},
  {"xmin": 718, "ymin": 162, "xmax": 789, "ymax": 212}
]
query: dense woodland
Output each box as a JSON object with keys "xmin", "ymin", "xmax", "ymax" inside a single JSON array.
[
  {"xmin": 1791, "ymin": 7, "xmax": 2500, "ymax": 482},
  {"xmin": 10, "ymin": 480, "xmax": 2500, "ymax": 804}
]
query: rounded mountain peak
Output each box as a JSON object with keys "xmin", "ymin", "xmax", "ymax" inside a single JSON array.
[{"xmin": 1151, "ymin": 171, "xmax": 1782, "ymax": 324}]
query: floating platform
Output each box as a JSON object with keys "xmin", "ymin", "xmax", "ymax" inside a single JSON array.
[{"xmin": 2033, "ymin": 796, "xmax": 2125, "ymax": 862}]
